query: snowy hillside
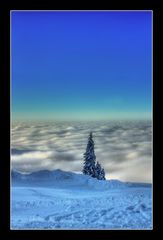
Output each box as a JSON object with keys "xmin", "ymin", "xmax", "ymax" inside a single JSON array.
[
  {"xmin": 11, "ymin": 170, "xmax": 152, "ymax": 229},
  {"xmin": 11, "ymin": 169, "xmax": 128, "ymax": 189}
]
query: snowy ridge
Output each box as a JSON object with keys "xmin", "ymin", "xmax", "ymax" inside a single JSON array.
[{"xmin": 12, "ymin": 169, "xmax": 128, "ymax": 190}]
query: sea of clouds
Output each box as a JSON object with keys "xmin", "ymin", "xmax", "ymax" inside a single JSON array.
[{"xmin": 11, "ymin": 120, "xmax": 152, "ymax": 183}]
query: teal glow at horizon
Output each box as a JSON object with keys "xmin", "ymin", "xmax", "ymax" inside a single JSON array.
[{"xmin": 11, "ymin": 11, "xmax": 152, "ymax": 121}]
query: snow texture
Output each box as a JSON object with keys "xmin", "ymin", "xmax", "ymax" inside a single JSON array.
[{"xmin": 11, "ymin": 169, "xmax": 152, "ymax": 229}]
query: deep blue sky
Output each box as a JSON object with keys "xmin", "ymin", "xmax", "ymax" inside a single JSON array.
[{"xmin": 11, "ymin": 11, "xmax": 152, "ymax": 120}]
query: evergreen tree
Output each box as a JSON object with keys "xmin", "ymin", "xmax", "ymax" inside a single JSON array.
[
  {"xmin": 94, "ymin": 161, "xmax": 102, "ymax": 179},
  {"xmin": 100, "ymin": 168, "xmax": 106, "ymax": 180},
  {"xmin": 95, "ymin": 162, "xmax": 106, "ymax": 180},
  {"xmin": 83, "ymin": 132, "xmax": 96, "ymax": 178},
  {"xmin": 83, "ymin": 132, "xmax": 106, "ymax": 180}
]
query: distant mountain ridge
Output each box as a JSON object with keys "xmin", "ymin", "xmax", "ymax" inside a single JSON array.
[
  {"xmin": 12, "ymin": 169, "xmax": 75, "ymax": 181},
  {"xmin": 11, "ymin": 169, "xmax": 151, "ymax": 189}
]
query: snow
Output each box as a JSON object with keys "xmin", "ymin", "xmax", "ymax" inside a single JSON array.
[{"xmin": 11, "ymin": 170, "xmax": 152, "ymax": 229}]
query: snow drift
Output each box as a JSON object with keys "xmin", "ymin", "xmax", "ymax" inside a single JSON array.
[
  {"xmin": 11, "ymin": 169, "xmax": 152, "ymax": 229},
  {"xmin": 11, "ymin": 169, "xmax": 128, "ymax": 190}
]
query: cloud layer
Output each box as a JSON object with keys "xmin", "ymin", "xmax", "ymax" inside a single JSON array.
[{"xmin": 11, "ymin": 120, "xmax": 152, "ymax": 183}]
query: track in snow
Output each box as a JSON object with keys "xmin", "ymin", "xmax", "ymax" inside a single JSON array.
[{"xmin": 11, "ymin": 185, "xmax": 152, "ymax": 229}]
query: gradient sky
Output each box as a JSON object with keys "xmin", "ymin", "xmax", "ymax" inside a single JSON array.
[{"xmin": 11, "ymin": 11, "xmax": 152, "ymax": 120}]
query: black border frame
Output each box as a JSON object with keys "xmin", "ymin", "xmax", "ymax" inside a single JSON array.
[{"xmin": 0, "ymin": 0, "xmax": 161, "ymax": 239}]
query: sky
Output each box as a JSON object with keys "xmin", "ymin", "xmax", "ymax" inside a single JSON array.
[{"xmin": 11, "ymin": 11, "xmax": 152, "ymax": 121}]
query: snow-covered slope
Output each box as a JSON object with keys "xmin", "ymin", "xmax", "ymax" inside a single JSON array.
[
  {"xmin": 11, "ymin": 170, "xmax": 152, "ymax": 229},
  {"xmin": 11, "ymin": 169, "xmax": 127, "ymax": 190}
]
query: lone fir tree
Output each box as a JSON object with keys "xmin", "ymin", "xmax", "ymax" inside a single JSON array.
[
  {"xmin": 83, "ymin": 132, "xmax": 106, "ymax": 180},
  {"xmin": 83, "ymin": 132, "xmax": 96, "ymax": 178},
  {"xmin": 95, "ymin": 161, "xmax": 106, "ymax": 180},
  {"xmin": 100, "ymin": 168, "xmax": 106, "ymax": 180}
]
